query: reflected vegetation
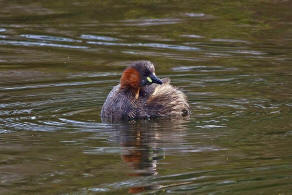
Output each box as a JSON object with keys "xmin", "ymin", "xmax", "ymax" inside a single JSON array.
[{"xmin": 1, "ymin": 0, "xmax": 292, "ymax": 194}]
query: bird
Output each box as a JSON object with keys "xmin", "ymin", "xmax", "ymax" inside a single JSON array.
[{"xmin": 101, "ymin": 61, "xmax": 190, "ymax": 122}]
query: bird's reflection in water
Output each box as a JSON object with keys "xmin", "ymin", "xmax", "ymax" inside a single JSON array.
[
  {"xmin": 120, "ymin": 126, "xmax": 162, "ymax": 177},
  {"xmin": 114, "ymin": 119, "xmax": 188, "ymax": 193}
]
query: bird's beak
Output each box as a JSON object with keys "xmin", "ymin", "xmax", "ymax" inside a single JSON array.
[{"xmin": 148, "ymin": 73, "xmax": 162, "ymax": 85}]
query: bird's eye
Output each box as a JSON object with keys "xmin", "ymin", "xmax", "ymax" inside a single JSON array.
[{"xmin": 146, "ymin": 76, "xmax": 152, "ymax": 83}]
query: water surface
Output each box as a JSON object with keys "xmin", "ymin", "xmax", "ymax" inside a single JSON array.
[{"xmin": 1, "ymin": 0, "xmax": 292, "ymax": 194}]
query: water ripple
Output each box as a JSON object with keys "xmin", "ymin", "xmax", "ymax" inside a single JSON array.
[
  {"xmin": 3, "ymin": 120, "xmax": 64, "ymax": 131},
  {"xmin": 184, "ymin": 13, "xmax": 205, "ymax": 17},
  {"xmin": 172, "ymin": 65, "xmax": 238, "ymax": 72},
  {"xmin": 231, "ymin": 49, "xmax": 265, "ymax": 55},
  {"xmin": 0, "ymin": 40, "xmax": 88, "ymax": 49},
  {"xmin": 210, "ymin": 38, "xmax": 250, "ymax": 44},
  {"xmin": 88, "ymin": 187, "xmax": 110, "ymax": 192},
  {"xmin": 84, "ymin": 147, "xmax": 122, "ymax": 155},
  {"xmin": 196, "ymin": 124, "xmax": 226, "ymax": 129},
  {"xmin": 20, "ymin": 34, "xmax": 81, "ymax": 43},
  {"xmin": 80, "ymin": 34, "xmax": 119, "ymax": 41},
  {"xmin": 87, "ymin": 41, "xmax": 200, "ymax": 51},
  {"xmin": 118, "ymin": 18, "xmax": 181, "ymax": 26},
  {"xmin": 0, "ymin": 80, "xmax": 104, "ymax": 91},
  {"xmin": 181, "ymin": 34, "xmax": 204, "ymax": 39},
  {"xmin": 66, "ymin": 72, "xmax": 119, "ymax": 79}
]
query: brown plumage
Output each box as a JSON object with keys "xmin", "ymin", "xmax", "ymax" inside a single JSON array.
[{"xmin": 101, "ymin": 61, "xmax": 190, "ymax": 122}]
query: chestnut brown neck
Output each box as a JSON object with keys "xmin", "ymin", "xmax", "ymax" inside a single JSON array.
[{"xmin": 120, "ymin": 67, "xmax": 141, "ymax": 99}]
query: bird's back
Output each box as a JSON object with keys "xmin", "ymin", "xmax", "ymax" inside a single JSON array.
[
  {"xmin": 101, "ymin": 79, "xmax": 190, "ymax": 122},
  {"xmin": 146, "ymin": 80, "xmax": 190, "ymax": 119}
]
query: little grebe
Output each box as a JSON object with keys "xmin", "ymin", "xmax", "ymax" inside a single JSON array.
[{"xmin": 101, "ymin": 61, "xmax": 190, "ymax": 122}]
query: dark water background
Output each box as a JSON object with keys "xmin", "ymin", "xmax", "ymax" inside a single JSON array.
[{"xmin": 1, "ymin": 0, "xmax": 292, "ymax": 194}]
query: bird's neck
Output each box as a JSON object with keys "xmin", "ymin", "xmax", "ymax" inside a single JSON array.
[{"xmin": 120, "ymin": 85, "xmax": 143, "ymax": 100}]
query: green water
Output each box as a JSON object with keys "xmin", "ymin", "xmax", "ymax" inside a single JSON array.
[{"xmin": 1, "ymin": 0, "xmax": 292, "ymax": 194}]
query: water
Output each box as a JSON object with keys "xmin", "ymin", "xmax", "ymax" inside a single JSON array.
[{"xmin": 1, "ymin": 0, "xmax": 292, "ymax": 194}]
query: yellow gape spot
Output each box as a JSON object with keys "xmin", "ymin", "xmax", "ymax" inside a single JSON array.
[{"xmin": 147, "ymin": 77, "xmax": 152, "ymax": 83}]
